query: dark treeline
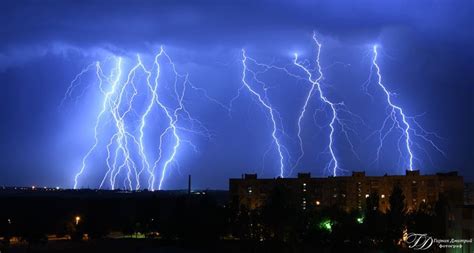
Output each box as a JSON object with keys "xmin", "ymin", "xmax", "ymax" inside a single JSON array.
[{"xmin": 0, "ymin": 187, "xmax": 452, "ymax": 253}]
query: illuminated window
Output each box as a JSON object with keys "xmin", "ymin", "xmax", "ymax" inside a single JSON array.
[
  {"xmin": 316, "ymin": 200, "xmax": 321, "ymax": 206},
  {"xmin": 381, "ymin": 194, "xmax": 385, "ymax": 198},
  {"xmin": 365, "ymin": 194, "xmax": 369, "ymax": 198}
]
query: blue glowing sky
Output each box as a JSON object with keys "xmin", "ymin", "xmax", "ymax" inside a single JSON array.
[{"xmin": 0, "ymin": 0, "xmax": 472, "ymax": 189}]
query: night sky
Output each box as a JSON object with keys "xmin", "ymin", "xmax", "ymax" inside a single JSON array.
[{"xmin": 0, "ymin": 0, "xmax": 472, "ymax": 189}]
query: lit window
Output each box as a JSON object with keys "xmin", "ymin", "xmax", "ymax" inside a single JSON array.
[
  {"xmin": 381, "ymin": 194, "xmax": 385, "ymax": 198},
  {"xmin": 365, "ymin": 194, "xmax": 369, "ymax": 198},
  {"xmin": 316, "ymin": 201, "xmax": 321, "ymax": 206}
]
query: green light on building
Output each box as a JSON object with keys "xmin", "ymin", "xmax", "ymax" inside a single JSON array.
[{"xmin": 356, "ymin": 215, "xmax": 364, "ymax": 224}]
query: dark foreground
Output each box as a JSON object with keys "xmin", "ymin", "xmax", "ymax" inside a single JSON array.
[
  {"xmin": 1, "ymin": 186, "xmax": 471, "ymax": 252},
  {"xmin": 2, "ymin": 239, "xmax": 414, "ymax": 253}
]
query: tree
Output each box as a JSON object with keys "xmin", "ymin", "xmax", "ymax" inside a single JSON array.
[
  {"xmin": 386, "ymin": 185, "xmax": 406, "ymax": 247},
  {"xmin": 364, "ymin": 191, "xmax": 385, "ymax": 247},
  {"xmin": 233, "ymin": 204, "xmax": 259, "ymax": 240},
  {"xmin": 434, "ymin": 193, "xmax": 449, "ymax": 237},
  {"xmin": 407, "ymin": 202, "xmax": 435, "ymax": 235},
  {"xmin": 261, "ymin": 184, "xmax": 297, "ymax": 242}
]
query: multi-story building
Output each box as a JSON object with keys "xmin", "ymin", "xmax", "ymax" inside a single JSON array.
[
  {"xmin": 465, "ymin": 182, "xmax": 474, "ymax": 205},
  {"xmin": 229, "ymin": 170, "xmax": 464, "ymax": 213}
]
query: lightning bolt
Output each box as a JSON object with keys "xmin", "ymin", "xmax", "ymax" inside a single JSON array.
[
  {"xmin": 111, "ymin": 55, "xmax": 144, "ymax": 190},
  {"xmin": 68, "ymin": 38, "xmax": 444, "ymax": 187},
  {"xmin": 151, "ymin": 49, "xmax": 183, "ymax": 191},
  {"xmin": 368, "ymin": 45, "xmax": 445, "ymax": 171},
  {"xmin": 230, "ymin": 49, "xmax": 288, "ymax": 178},
  {"xmin": 74, "ymin": 58, "xmax": 123, "ymax": 189},
  {"xmin": 70, "ymin": 47, "xmax": 217, "ymax": 190},
  {"xmin": 292, "ymin": 33, "xmax": 361, "ymax": 176},
  {"xmin": 60, "ymin": 62, "xmax": 96, "ymax": 109}
]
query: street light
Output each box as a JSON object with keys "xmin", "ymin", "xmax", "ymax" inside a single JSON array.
[{"xmin": 75, "ymin": 216, "xmax": 81, "ymax": 225}]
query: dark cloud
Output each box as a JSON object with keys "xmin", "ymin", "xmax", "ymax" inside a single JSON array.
[{"xmin": 2, "ymin": 1, "xmax": 471, "ymax": 48}]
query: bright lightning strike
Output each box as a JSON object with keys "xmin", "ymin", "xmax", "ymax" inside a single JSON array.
[
  {"xmin": 293, "ymin": 33, "xmax": 361, "ymax": 176},
  {"xmin": 68, "ymin": 47, "xmax": 217, "ymax": 190},
  {"xmin": 74, "ymin": 58, "xmax": 122, "ymax": 190},
  {"xmin": 230, "ymin": 49, "xmax": 288, "ymax": 178},
  {"xmin": 368, "ymin": 45, "xmax": 445, "ymax": 171}
]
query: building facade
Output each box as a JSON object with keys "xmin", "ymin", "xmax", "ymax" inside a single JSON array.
[{"xmin": 229, "ymin": 170, "xmax": 464, "ymax": 213}]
